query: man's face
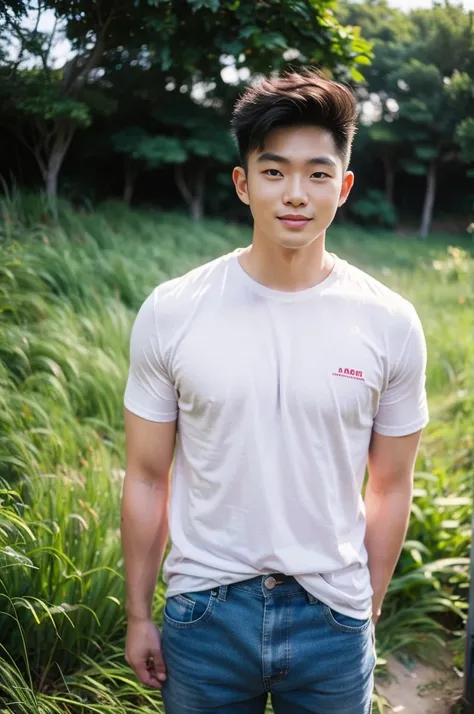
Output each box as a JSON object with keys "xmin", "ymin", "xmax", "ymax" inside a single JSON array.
[{"xmin": 233, "ymin": 125, "xmax": 354, "ymax": 250}]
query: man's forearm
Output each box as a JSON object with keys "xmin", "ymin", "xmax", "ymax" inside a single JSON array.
[
  {"xmin": 364, "ymin": 482, "xmax": 412, "ymax": 621},
  {"xmin": 120, "ymin": 474, "xmax": 170, "ymax": 621}
]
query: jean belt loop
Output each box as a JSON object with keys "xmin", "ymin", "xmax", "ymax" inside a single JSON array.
[{"xmin": 217, "ymin": 585, "xmax": 228, "ymax": 602}]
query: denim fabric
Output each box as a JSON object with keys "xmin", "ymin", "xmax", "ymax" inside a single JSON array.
[{"xmin": 160, "ymin": 573, "xmax": 376, "ymax": 713}]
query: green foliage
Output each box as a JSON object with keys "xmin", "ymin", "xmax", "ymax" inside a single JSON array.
[
  {"xmin": 189, "ymin": 0, "xmax": 221, "ymax": 11},
  {"xmin": 457, "ymin": 117, "xmax": 474, "ymax": 163},
  {"xmin": 0, "ymin": 0, "xmax": 372, "ymax": 205},
  {"xmin": 409, "ymin": 4, "xmax": 474, "ymax": 77},
  {"xmin": 368, "ymin": 124, "xmax": 399, "ymax": 144},
  {"xmin": 112, "ymin": 128, "xmax": 187, "ymax": 167},
  {"xmin": 3, "ymin": 0, "xmax": 474, "ymax": 231},
  {"xmin": 401, "ymin": 159, "xmax": 427, "ymax": 177},
  {"xmin": 155, "ymin": 96, "xmax": 238, "ymax": 163},
  {"xmin": 351, "ymin": 189, "xmax": 398, "ymax": 227},
  {"xmin": 414, "ymin": 146, "xmax": 438, "ymax": 162},
  {"xmin": 336, "ymin": 0, "xmax": 414, "ymax": 92},
  {"xmin": 1, "ymin": 70, "xmax": 91, "ymax": 127},
  {"xmin": 336, "ymin": 0, "xmax": 474, "ymax": 233}
]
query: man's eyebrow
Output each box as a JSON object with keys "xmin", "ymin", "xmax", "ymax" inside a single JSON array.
[{"xmin": 256, "ymin": 152, "xmax": 337, "ymax": 169}]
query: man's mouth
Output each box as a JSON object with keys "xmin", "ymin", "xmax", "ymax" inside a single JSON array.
[{"xmin": 278, "ymin": 216, "xmax": 312, "ymax": 228}]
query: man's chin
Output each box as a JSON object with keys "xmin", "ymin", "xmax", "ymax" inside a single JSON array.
[{"xmin": 274, "ymin": 233, "xmax": 321, "ymax": 250}]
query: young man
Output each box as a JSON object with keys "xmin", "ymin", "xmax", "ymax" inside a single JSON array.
[{"xmin": 121, "ymin": 68, "xmax": 429, "ymax": 714}]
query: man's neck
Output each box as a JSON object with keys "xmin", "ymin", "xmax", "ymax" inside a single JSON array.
[{"xmin": 238, "ymin": 235, "xmax": 334, "ymax": 293}]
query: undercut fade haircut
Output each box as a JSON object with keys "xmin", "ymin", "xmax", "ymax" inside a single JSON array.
[{"xmin": 230, "ymin": 67, "xmax": 358, "ymax": 172}]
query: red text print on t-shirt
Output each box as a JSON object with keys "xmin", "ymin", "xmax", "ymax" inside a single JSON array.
[{"xmin": 332, "ymin": 368, "xmax": 365, "ymax": 382}]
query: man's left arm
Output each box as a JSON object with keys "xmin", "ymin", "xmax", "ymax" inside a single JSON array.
[
  {"xmin": 364, "ymin": 428, "xmax": 423, "ymax": 625},
  {"xmin": 366, "ymin": 306, "xmax": 430, "ymax": 625}
]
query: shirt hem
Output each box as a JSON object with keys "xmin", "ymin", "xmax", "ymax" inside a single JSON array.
[
  {"xmin": 163, "ymin": 574, "xmax": 372, "ymax": 621},
  {"xmin": 123, "ymin": 398, "xmax": 177, "ymax": 423},
  {"xmin": 372, "ymin": 415, "xmax": 429, "ymax": 437}
]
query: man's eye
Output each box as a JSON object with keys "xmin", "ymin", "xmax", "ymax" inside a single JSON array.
[
  {"xmin": 312, "ymin": 172, "xmax": 329, "ymax": 179},
  {"xmin": 264, "ymin": 169, "xmax": 282, "ymax": 177}
]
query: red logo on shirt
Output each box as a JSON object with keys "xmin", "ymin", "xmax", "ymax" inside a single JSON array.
[{"xmin": 332, "ymin": 368, "xmax": 365, "ymax": 382}]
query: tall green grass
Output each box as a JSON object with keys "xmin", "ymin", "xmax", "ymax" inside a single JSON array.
[{"xmin": 0, "ymin": 191, "xmax": 473, "ymax": 713}]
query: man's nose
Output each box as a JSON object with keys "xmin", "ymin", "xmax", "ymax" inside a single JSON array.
[{"xmin": 283, "ymin": 178, "xmax": 308, "ymax": 206}]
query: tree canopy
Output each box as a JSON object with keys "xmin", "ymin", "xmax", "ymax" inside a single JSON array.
[{"xmin": 1, "ymin": 0, "xmax": 473, "ymax": 234}]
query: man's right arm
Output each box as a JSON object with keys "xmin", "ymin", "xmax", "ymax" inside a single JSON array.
[
  {"xmin": 121, "ymin": 287, "xmax": 178, "ymax": 688},
  {"xmin": 121, "ymin": 409, "xmax": 176, "ymax": 623}
]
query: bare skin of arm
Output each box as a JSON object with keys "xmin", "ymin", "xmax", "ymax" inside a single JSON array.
[
  {"xmin": 364, "ymin": 429, "xmax": 423, "ymax": 625},
  {"xmin": 121, "ymin": 408, "xmax": 176, "ymax": 689}
]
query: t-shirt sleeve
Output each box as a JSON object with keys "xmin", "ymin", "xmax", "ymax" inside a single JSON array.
[
  {"xmin": 373, "ymin": 309, "xmax": 429, "ymax": 437},
  {"xmin": 123, "ymin": 290, "xmax": 178, "ymax": 423}
]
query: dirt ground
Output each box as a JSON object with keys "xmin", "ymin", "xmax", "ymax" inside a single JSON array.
[{"xmin": 374, "ymin": 652, "xmax": 464, "ymax": 713}]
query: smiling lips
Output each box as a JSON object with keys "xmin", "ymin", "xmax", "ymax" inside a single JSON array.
[{"xmin": 278, "ymin": 214, "xmax": 312, "ymax": 228}]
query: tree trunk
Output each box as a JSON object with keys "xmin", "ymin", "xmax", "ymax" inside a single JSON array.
[
  {"xmin": 191, "ymin": 165, "xmax": 205, "ymax": 221},
  {"xmin": 382, "ymin": 152, "xmax": 395, "ymax": 205},
  {"xmin": 39, "ymin": 25, "xmax": 110, "ymax": 203},
  {"xmin": 420, "ymin": 160, "xmax": 437, "ymax": 238},
  {"xmin": 46, "ymin": 162, "xmax": 59, "ymax": 200},
  {"xmin": 123, "ymin": 158, "xmax": 139, "ymax": 206},
  {"xmin": 44, "ymin": 125, "xmax": 75, "ymax": 202},
  {"xmin": 123, "ymin": 175, "xmax": 135, "ymax": 206},
  {"xmin": 174, "ymin": 162, "xmax": 206, "ymax": 220},
  {"xmin": 191, "ymin": 197, "xmax": 203, "ymax": 221}
]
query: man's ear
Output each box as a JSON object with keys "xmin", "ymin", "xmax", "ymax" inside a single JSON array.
[
  {"xmin": 232, "ymin": 166, "xmax": 250, "ymax": 206},
  {"xmin": 338, "ymin": 171, "xmax": 355, "ymax": 207}
]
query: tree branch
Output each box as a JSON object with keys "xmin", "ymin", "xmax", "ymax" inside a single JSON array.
[
  {"xmin": 33, "ymin": 2, "xmax": 41, "ymax": 34},
  {"xmin": 43, "ymin": 11, "xmax": 58, "ymax": 74},
  {"xmin": 34, "ymin": 144, "xmax": 48, "ymax": 181},
  {"xmin": 61, "ymin": 11, "xmax": 114, "ymax": 96},
  {"xmin": 10, "ymin": 24, "xmax": 27, "ymax": 74},
  {"xmin": 4, "ymin": 122, "xmax": 35, "ymax": 157}
]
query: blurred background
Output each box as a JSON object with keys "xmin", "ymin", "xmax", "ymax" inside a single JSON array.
[
  {"xmin": 1, "ymin": 0, "xmax": 474, "ymax": 233},
  {"xmin": 0, "ymin": 2, "xmax": 473, "ymax": 713}
]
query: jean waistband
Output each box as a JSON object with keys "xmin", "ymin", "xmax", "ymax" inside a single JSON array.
[{"xmin": 212, "ymin": 573, "xmax": 318, "ymax": 602}]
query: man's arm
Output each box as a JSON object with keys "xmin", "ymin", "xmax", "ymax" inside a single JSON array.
[
  {"xmin": 121, "ymin": 408, "xmax": 176, "ymax": 622},
  {"xmin": 364, "ymin": 428, "xmax": 423, "ymax": 624}
]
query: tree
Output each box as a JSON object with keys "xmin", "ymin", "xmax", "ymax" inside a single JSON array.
[
  {"xmin": 0, "ymin": 0, "xmax": 371, "ymax": 205},
  {"xmin": 336, "ymin": 0, "xmax": 415, "ymax": 206},
  {"xmin": 385, "ymin": 60, "xmax": 474, "ymax": 237},
  {"xmin": 457, "ymin": 118, "xmax": 474, "ymax": 164},
  {"xmin": 455, "ymin": 102, "xmax": 474, "ymax": 233},
  {"xmin": 110, "ymin": 74, "xmax": 238, "ymax": 217},
  {"xmin": 161, "ymin": 94, "xmax": 238, "ymax": 220},
  {"xmin": 112, "ymin": 128, "xmax": 187, "ymax": 207},
  {"xmin": 338, "ymin": 0, "xmax": 474, "ymax": 235},
  {"xmin": 402, "ymin": 5, "xmax": 474, "ymax": 236},
  {"xmin": 0, "ymin": 1, "xmax": 119, "ymax": 202},
  {"xmin": 95, "ymin": 0, "xmax": 372, "ymax": 217}
]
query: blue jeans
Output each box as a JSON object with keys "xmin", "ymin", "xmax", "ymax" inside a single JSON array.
[{"xmin": 160, "ymin": 573, "xmax": 376, "ymax": 713}]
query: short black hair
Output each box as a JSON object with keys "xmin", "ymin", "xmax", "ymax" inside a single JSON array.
[{"xmin": 230, "ymin": 67, "xmax": 357, "ymax": 171}]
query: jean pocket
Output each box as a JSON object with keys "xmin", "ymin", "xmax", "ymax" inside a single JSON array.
[
  {"xmin": 163, "ymin": 589, "xmax": 216, "ymax": 629},
  {"xmin": 322, "ymin": 603, "xmax": 371, "ymax": 634}
]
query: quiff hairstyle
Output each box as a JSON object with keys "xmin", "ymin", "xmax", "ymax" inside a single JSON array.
[{"xmin": 231, "ymin": 67, "xmax": 357, "ymax": 172}]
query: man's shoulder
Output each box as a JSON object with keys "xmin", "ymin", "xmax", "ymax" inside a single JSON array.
[
  {"xmin": 153, "ymin": 249, "xmax": 239, "ymax": 302},
  {"xmin": 144, "ymin": 249, "xmax": 240, "ymax": 333},
  {"xmin": 340, "ymin": 258, "xmax": 418, "ymax": 324}
]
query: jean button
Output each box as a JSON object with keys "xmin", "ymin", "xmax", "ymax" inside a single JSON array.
[{"xmin": 264, "ymin": 576, "xmax": 277, "ymax": 590}]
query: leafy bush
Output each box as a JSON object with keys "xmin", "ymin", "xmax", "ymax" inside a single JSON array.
[{"xmin": 351, "ymin": 189, "xmax": 398, "ymax": 228}]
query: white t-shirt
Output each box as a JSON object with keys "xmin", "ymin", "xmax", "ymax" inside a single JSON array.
[{"xmin": 124, "ymin": 248, "xmax": 429, "ymax": 619}]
